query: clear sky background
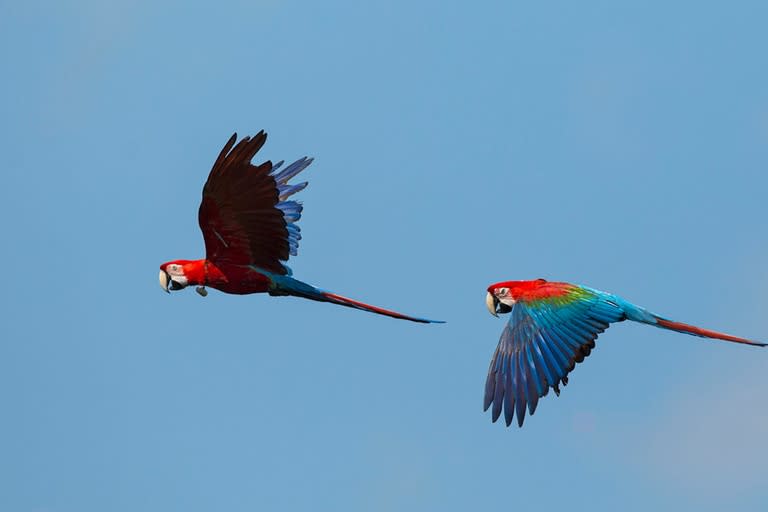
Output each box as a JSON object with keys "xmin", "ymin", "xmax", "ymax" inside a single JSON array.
[{"xmin": 2, "ymin": 1, "xmax": 768, "ymax": 511}]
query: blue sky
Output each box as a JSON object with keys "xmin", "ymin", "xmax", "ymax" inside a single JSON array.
[{"xmin": 2, "ymin": 1, "xmax": 768, "ymax": 510}]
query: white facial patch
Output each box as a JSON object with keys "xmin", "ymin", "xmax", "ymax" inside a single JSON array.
[
  {"xmin": 496, "ymin": 288, "xmax": 516, "ymax": 307},
  {"xmin": 164, "ymin": 264, "xmax": 188, "ymax": 289}
]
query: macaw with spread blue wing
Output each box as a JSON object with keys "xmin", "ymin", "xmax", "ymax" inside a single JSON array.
[
  {"xmin": 159, "ymin": 131, "xmax": 442, "ymax": 324},
  {"xmin": 484, "ymin": 279, "xmax": 764, "ymax": 427}
]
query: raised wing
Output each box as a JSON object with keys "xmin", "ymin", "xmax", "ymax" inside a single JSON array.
[
  {"xmin": 483, "ymin": 286, "xmax": 625, "ymax": 427},
  {"xmin": 198, "ymin": 132, "xmax": 312, "ymax": 274}
]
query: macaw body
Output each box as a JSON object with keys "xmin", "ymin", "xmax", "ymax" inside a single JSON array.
[
  {"xmin": 159, "ymin": 131, "xmax": 442, "ymax": 324},
  {"xmin": 484, "ymin": 279, "xmax": 764, "ymax": 427}
]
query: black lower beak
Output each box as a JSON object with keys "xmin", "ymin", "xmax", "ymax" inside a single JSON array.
[{"xmin": 497, "ymin": 302, "xmax": 512, "ymax": 315}]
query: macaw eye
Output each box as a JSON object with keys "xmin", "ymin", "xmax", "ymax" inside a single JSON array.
[{"xmin": 498, "ymin": 287, "xmax": 509, "ymax": 297}]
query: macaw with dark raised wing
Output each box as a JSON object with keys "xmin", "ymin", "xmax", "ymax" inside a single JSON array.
[
  {"xmin": 159, "ymin": 131, "xmax": 442, "ymax": 324},
  {"xmin": 484, "ymin": 279, "xmax": 764, "ymax": 427}
]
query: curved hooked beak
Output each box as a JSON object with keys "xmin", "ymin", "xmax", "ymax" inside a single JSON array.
[
  {"xmin": 159, "ymin": 270, "xmax": 171, "ymax": 293},
  {"xmin": 486, "ymin": 292, "xmax": 499, "ymax": 317}
]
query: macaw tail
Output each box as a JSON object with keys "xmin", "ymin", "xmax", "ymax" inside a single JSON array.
[
  {"xmin": 651, "ymin": 317, "xmax": 766, "ymax": 347},
  {"xmin": 317, "ymin": 291, "xmax": 444, "ymax": 324},
  {"xmin": 270, "ymin": 274, "xmax": 444, "ymax": 324},
  {"xmin": 603, "ymin": 295, "xmax": 765, "ymax": 347}
]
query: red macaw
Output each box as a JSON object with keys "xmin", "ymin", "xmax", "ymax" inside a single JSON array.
[
  {"xmin": 159, "ymin": 131, "xmax": 442, "ymax": 324},
  {"xmin": 484, "ymin": 279, "xmax": 764, "ymax": 427}
]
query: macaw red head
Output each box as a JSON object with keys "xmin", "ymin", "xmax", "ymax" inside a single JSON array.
[
  {"xmin": 486, "ymin": 279, "xmax": 551, "ymax": 316},
  {"xmin": 159, "ymin": 260, "xmax": 191, "ymax": 293},
  {"xmin": 486, "ymin": 281, "xmax": 517, "ymax": 317}
]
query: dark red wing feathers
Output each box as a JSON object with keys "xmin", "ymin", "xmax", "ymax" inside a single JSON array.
[{"xmin": 198, "ymin": 132, "xmax": 291, "ymax": 274}]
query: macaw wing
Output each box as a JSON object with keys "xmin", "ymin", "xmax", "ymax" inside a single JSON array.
[
  {"xmin": 198, "ymin": 132, "xmax": 312, "ymax": 274},
  {"xmin": 483, "ymin": 286, "xmax": 626, "ymax": 427}
]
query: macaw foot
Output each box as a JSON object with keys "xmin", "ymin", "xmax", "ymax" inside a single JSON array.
[{"xmin": 196, "ymin": 286, "xmax": 208, "ymax": 297}]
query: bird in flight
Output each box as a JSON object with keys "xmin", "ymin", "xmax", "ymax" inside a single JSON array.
[
  {"xmin": 484, "ymin": 279, "xmax": 764, "ymax": 427},
  {"xmin": 159, "ymin": 131, "xmax": 442, "ymax": 324}
]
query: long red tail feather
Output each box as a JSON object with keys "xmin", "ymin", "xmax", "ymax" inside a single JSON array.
[
  {"xmin": 655, "ymin": 318, "xmax": 766, "ymax": 347},
  {"xmin": 321, "ymin": 292, "xmax": 445, "ymax": 324}
]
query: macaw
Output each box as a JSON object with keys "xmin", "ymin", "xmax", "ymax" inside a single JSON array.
[
  {"xmin": 159, "ymin": 131, "xmax": 442, "ymax": 324},
  {"xmin": 484, "ymin": 279, "xmax": 764, "ymax": 427}
]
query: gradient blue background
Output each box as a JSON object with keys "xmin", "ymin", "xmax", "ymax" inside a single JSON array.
[{"xmin": 2, "ymin": 1, "xmax": 768, "ymax": 510}]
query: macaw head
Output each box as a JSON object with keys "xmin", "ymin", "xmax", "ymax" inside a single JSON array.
[
  {"xmin": 485, "ymin": 279, "xmax": 546, "ymax": 316},
  {"xmin": 487, "ymin": 279, "xmax": 551, "ymax": 316},
  {"xmin": 159, "ymin": 260, "xmax": 191, "ymax": 293},
  {"xmin": 486, "ymin": 281, "xmax": 520, "ymax": 317}
]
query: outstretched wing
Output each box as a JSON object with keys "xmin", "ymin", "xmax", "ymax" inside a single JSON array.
[
  {"xmin": 198, "ymin": 132, "xmax": 312, "ymax": 274},
  {"xmin": 483, "ymin": 286, "xmax": 626, "ymax": 427}
]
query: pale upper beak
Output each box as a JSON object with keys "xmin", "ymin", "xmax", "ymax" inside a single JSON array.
[
  {"xmin": 159, "ymin": 270, "xmax": 170, "ymax": 293},
  {"xmin": 486, "ymin": 292, "xmax": 498, "ymax": 317}
]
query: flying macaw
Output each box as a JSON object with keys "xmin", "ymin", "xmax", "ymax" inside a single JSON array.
[
  {"xmin": 159, "ymin": 131, "xmax": 441, "ymax": 324},
  {"xmin": 484, "ymin": 279, "xmax": 764, "ymax": 427}
]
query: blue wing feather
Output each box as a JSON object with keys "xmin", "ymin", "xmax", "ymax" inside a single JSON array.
[
  {"xmin": 525, "ymin": 343, "xmax": 541, "ymax": 415},
  {"xmin": 503, "ymin": 363, "xmax": 515, "ymax": 426},
  {"xmin": 273, "ymin": 157, "xmax": 313, "ymax": 184},
  {"xmin": 514, "ymin": 353, "xmax": 527, "ymax": 425},
  {"xmin": 530, "ymin": 336, "xmax": 556, "ymax": 393}
]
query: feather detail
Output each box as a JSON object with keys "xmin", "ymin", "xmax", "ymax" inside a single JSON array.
[{"xmin": 198, "ymin": 132, "xmax": 312, "ymax": 274}]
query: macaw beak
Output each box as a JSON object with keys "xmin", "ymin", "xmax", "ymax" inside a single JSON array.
[
  {"xmin": 159, "ymin": 270, "xmax": 171, "ymax": 293},
  {"xmin": 486, "ymin": 292, "xmax": 499, "ymax": 317}
]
